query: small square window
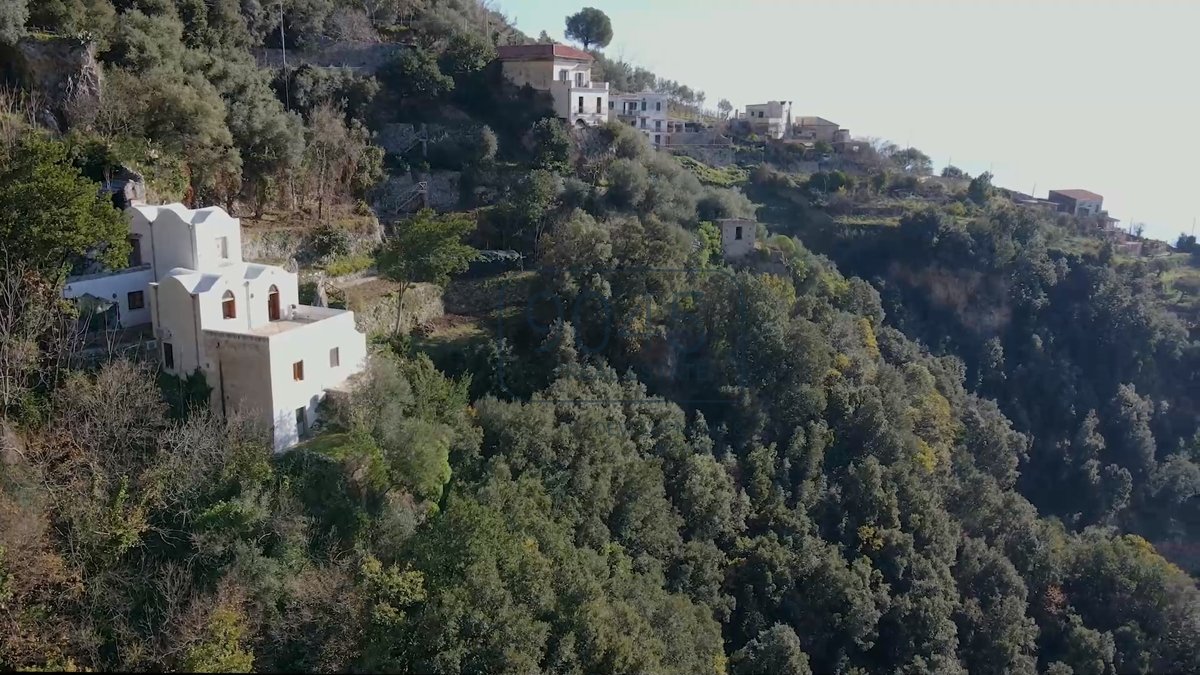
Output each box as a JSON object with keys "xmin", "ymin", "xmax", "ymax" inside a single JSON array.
[
  {"xmin": 329, "ymin": 347, "xmax": 340, "ymax": 368},
  {"xmin": 127, "ymin": 291, "xmax": 145, "ymax": 310},
  {"xmin": 163, "ymin": 342, "xmax": 174, "ymax": 370},
  {"xmin": 293, "ymin": 360, "xmax": 304, "ymax": 381}
]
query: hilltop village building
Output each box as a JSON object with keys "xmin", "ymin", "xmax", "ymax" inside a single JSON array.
[
  {"xmin": 609, "ymin": 91, "xmax": 674, "ymax": 146},
  {"xmin": 738, "ymin": 101, "xmax": 792, "ymax": 139},
  {"xmin": 717, "ymin": 218, "xmax": 756, "ymax": 259},
  {"xmin": 63, "ymin": 204, "xmax": 368, "ymax": 451},
  {"xmin": 495, "ymin": 43, "xmax": 610, "ymax": 126},
  {"xmin": 1047, "ymin": 189, "xmax": 1104, "ymax": 217}
]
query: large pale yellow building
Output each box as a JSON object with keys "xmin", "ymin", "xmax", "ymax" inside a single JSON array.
[{"xmin": 496, "ymin": 44, "xmax": 609, "ymax": 126}]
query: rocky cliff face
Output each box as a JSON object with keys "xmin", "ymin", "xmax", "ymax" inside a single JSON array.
[{"xmin": 14, "ymin": 36, "xmax": 102, "ymax": 131}]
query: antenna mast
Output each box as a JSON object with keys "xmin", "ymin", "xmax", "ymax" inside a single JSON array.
[{"xmin": 280, "ymin": 2, "xmax": 290, "ymax": 111}]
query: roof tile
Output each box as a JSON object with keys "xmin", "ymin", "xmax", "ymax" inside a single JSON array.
[{"xmin": 496, "ymin": 43, "xmax": 593, "ymax": 63}]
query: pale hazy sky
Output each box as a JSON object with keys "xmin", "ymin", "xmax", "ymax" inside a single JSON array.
[{"xmin": 497, "ymin": 0, "xmax": 1200, "ymax": 242}]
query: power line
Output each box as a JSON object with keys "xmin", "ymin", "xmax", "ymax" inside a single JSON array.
[{"xmin": 279, "ymin": 1, "xmax": 289, "ymax": 111}]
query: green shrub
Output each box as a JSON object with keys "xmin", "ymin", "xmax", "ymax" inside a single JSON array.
[
  {"xmin": 325, "ymin": 253, "xmax": 375, "ymax": 277},
  {"xmin": 304, "ymin": 224, "xmax": 353, "ymax": 262}
]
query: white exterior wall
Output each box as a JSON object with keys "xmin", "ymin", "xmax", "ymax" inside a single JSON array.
[
  {"xmin": 130, "ymin": 205, "xmax": 243, "ymax": 276},
  {"xmin": 63, "ymin": 266, "xmax": 155, "ymax": 327},
  {"xmin": 743, "ymin": 101, "xmax": 789, "ymax": 139},
  {"xmin": 193, "ymin": 216, "xmax": 243, "ymax": 270},
  {"xmin": 131, "ymin": 207, "xmax": 194, "ymax": 276},
  {"xmin": 551, "ymin": 81, "xmax": 609, "ymax": 126},
  {"xmin": 205, "ymin": 267, "xmax": 299, "ymax": 333},
  {"xmin": 501, "ymin": 57, "xmax": 608, "ymax": 126},
  {"xmin": 152, "ymin": 277, "xmax": 205, "ymax": 376},
  {"xmin": 609, "ymin": 92, "xmax": 671, "ymax": 146},
  {"xmin": 263, "ymin": 309, "xmax": 367, "ymax": 451}
]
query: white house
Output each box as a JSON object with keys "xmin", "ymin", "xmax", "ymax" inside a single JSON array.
[
  {"xmin": 495, "ymin": 43, "xmax": 609, "ymax": 126},
  {"xmin": 609, "ymin": 91, "xmax": 672, "ymax": 147},
  {"xmin": 63, "ymin": 203, "xmax": 367, "ymax": 452},
  {"xmin": 740, "ymin": 101, "xmax": 792, "ymax": 139}
]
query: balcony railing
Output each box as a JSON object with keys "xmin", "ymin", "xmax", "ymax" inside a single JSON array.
[{"xmin": 552, "ymin": 80, "xmax": 610, "ymax": 93}]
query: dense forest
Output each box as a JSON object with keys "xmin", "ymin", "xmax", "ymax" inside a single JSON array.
[{"xmin": 2, "ymin": 1, "xmax": 1200, "ymax": 673}]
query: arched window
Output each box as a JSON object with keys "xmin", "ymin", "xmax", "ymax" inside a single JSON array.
[
  {"xmin": 221, "ymin": 290, "xmax": 236, "ymax": 319},
  {"xmin": 267, "ymin": 285, "xmax": 280, "ymax": 321}
]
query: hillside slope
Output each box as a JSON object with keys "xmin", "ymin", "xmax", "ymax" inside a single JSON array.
[{"xmin": 1, "ymin": 1, "xmax": 1199, "ymax": 674}]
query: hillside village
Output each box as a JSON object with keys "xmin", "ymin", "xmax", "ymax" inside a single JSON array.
[{"xmin": 2, "ymin": 1, "xmax": 1200, "ymax": 673}]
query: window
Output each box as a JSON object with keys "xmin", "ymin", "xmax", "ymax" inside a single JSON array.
[
  {"xmin": 221, "ymin": 290, "xmax": 236, "ymax": 319},
  {"xmin": 578, "ymin": 95, "xmax": 584, "ymax": 112},
  {"xmin": 640, "ymin": 118, "xmax": 646, "ymax": 128},
  {"xmin": 128, "ymin": 237, "xmax": 142, "ymax": 267},
  {"xmin": 654, "ymin": 134, "xmax": 661, "ymax": 145},
  {"xmin": 641, "ymin": 100, "xmax": 647, "ymax": 111},
  {"xmin": 595, "ymin": 96, "xmax": 602, "ymax": 113},
  {"xmin": 216, "ymin": 236, "xmax": 229, "ymax": 259},
  {"xmin": 127, "ymin": 291, "xmax": 145, "ymax": 310},
  {"xmin": 735, "ymin": 226, "xmax": 744, "ymax": 240},
  {"xmin": 293, "ymin": 360, "xmax": 304, "ymax": 381},
  {"xmin": 559, "ymin": 68, "xmax": 568, "ymax": 81},
  {"xmin": 608, "ymin": 101, "xmax": 614, "ymax": 109},
  {"xmin": 655, "ymin": 101, "xmax": 662, "ymax": 111},
  {"xmin": 329, "ymin": 347, "xmax": 340, "ymax": 368},
  {"xmin": 163, "ymin": 342, "xmax": 174, "ymax": 370},
  {"xmin": 655, "ymin": 119, "xmax": 662, "ymax": 130}
]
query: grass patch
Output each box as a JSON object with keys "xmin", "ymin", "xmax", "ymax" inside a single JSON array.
[
  {"xmin": 674, "ymin": 155, "xmax": 748, "ymax": 188},
  {"xmin": 834, "ymin": 215, "xmax": 901, "ymax": 228},
  {"xmin": 1049, "ymin": 234, "xmax": 1105, "ymax": 258},
  {"xmin": 442, "ymin": 271, "xmax": 537, "ymax": 316},
  {"xmin": 295, "ymin": 431, "xmax": 353, "ymax": 456},
  {"xmin": 324, "ymin": 253, "xmax": 375, "ymax": 277},
  {"xmin": 410, "ymin": 315, "xmax": 491, "ymax": 381}
]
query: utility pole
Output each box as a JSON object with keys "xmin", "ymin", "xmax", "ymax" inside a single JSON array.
[{"xmin": 279, "ymin": 1, "xmax": 289, "ymax": 111}]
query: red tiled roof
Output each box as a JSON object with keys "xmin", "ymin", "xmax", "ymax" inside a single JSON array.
[
  {"xmin": 496, "ymin": 43, "xmax": 593, "ymax": 62},
  {"xmin": 1049, "ymin": 189, "xmax": 1103, "ymax": 202}
]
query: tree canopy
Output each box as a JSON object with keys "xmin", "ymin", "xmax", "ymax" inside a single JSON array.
[
  {"xmin": 0, "ymin": 132, "xmax": 129, "ymax": 274},
  {"xmin": 564, "ymin": 7, "xmax": 613, "ymax": 50},
  {"xmin": 377, "ymin": 209, "xmax": 477, "ymax": 335}
]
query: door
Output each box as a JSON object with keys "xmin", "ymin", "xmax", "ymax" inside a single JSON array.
[
  {"xmin": 295, "ymin": 406, "xmax": 307, "ymax": 437},
  {"xmin": 268, "ymin": 285, "xmax": 280, "ymax": 321}
]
